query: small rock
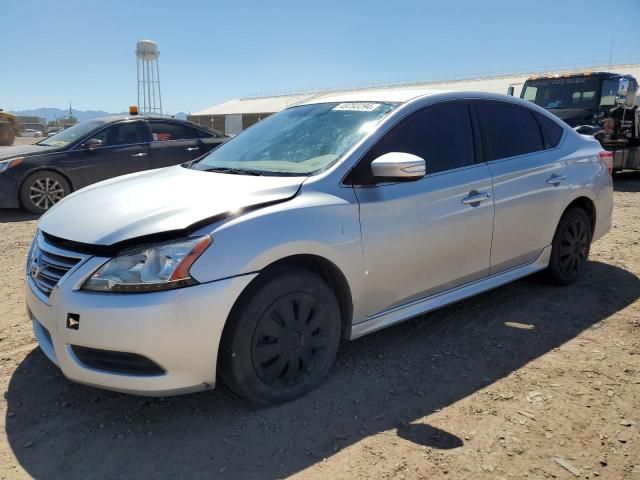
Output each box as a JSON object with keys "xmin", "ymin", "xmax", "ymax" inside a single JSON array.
[
  {"xmin": 617, "ymin": 432, "xmax": 630, "ymax": 443},
  {"xmin": 553, "ymin": 457, "xmax": 581, "ymax": 477},
  {"xmin": 620, "ymin": 419, "xmax": 633, "ymax": 427}
]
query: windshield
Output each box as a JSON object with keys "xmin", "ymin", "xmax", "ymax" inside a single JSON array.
[
  {"xmin": 192, "ymin": 102, "xmax": 397, "ymax": 176},
  {"xmin": 38, "ymin": 119, "xmax": 107, "ymax": 147},
  {"xmin": 522, "ymin": 77, "xmax": 600, "ymax": 110}
]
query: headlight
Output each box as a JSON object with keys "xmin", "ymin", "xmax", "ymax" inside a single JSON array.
[
  {"xmin": 0, "ymin": 157, "xmax": 24, "ymax": 173},
  {"xmin": 82, "ymin": 236, "xmax": 212, "ymax": 292}
]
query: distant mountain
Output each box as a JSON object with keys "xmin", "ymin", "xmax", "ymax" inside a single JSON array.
[
  {"xmin": 13, "ymin": 108, "xmax": 124, "ymax": 122},
  {"xmin": 12, "ymin": 108, "xmax": 188, "ymax": 122}
]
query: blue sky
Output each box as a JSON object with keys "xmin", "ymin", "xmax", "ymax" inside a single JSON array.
[{"xmin": 4, "ymin": 0, "xmax": 640, "ymax": 114}]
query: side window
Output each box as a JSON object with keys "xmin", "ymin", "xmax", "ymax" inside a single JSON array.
[
  {"xmin": 476, "ymin": 102, "xmax": 544, "ymax": 160},
  {"xmin": 191, "ymin": 126, "xmax": 216, "ymax": 138},
  {"xmin": 357, "ymin": 102, "xmax": 474, "ymax": 181},
  {"xmin": 149, "ymin": 121, "xmax": 197, "ymax": 141},
  {"xmin": 534, "ymin": 112, "xmax": 564, "ymax": 149},
  {"xmin": 89, "ymin": 122, "xmax": 144, "ymax": 146}
]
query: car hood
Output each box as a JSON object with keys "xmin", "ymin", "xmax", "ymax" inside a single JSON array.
[
  {"xmin": 0, "ymin": 144, "xmax": 57, "ymax": 160},
  {"xmin": 39, "ymin": 166, "xmax": 306, "ymax": 246}
]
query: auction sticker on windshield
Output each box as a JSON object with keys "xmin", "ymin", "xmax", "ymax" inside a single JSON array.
[{"xmin": 332, "ymin": 103, "xmax": 381, "ymax": 112}]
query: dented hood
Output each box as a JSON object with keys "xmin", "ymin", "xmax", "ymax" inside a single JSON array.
[{"xmin": 39, "ymin": 165, "xmax": 305, "ymax": 246}]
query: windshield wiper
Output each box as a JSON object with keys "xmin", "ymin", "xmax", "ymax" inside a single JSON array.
[{"xmin": 203, "ymin": 166, "xmax": 264, "ymax": 176}]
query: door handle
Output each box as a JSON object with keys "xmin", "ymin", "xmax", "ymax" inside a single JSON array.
[
  {"xmin": 185, "ymin": 147, "xmax": 199, "ymax": 152},
  {"xmin": 546, "ymin": 174, "xmax": 567, "ymax": 186},
  {"xmin": 461, "ymin": 191, "xmax": 491, "ymax": 205},
  {"xmin": 131, "ymin": 152, "xmax": 148, "ymax": 157}
]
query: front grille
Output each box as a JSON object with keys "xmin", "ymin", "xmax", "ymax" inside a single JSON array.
[
  {"xmin": 29, "ymin": 238, "xmax": 82, "ymax": 297},
  {"xmin": 70, "ymin": 345, "xmax": 165, "ymax": 375}
]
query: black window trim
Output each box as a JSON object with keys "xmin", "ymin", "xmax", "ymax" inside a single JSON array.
[
  {"xmin": 344, "ymin": 100, "xmax": 481, "ymax": 187},
  {"xmin": 471, "ymin": 99, "xmax": 565, "ymax": 164}
]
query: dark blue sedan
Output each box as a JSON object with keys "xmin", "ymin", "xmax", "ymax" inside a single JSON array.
[{"xmin": 0, "ymin": 115, "xmax": 227, "ymax": 213}]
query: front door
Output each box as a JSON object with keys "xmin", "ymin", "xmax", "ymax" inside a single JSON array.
[
  {"xmin": 352, "ymin": 102, "xmax": 495, "ymax": 317},
  {"xmin": 71, "ymin": 120, "xmax": 150, "ymax": 187}
]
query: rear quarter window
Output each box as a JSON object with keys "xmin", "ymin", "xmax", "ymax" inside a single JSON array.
[{"xmin": 534, "ymin": 112, "xmax": 564, "ymax": 148}]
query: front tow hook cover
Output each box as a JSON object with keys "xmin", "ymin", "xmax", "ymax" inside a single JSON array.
[{"xmin": 66, "ymin": 313, "xmax": 80, "ymax": 330}]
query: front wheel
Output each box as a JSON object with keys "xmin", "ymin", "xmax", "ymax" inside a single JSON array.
[
  {"xmin": 546, "ymin": 207, "xmax": 592, "ymax": 285},
  {"xmin": 20, "ymin": 171, "xmax": 71, "ymax": 214},
  {"xmin": 219, "ymin": 266, "xmax": 341, "ymax": 405}
]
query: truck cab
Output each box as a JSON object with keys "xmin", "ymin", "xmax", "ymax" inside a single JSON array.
[
  {"xmin": 519, "ymin": 72, "xmax": 638, "ymax": 127},
  {"xmin": 518, "ymin": 72, "xmax": 640, "ymax": 172}
]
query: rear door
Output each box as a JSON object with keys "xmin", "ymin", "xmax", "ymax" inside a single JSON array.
[
  {"xmin": 69, "ymin": 120, "xmax": 150, "ymax": 187},
  {"xmin": 147, "ymin": 120, "xmax": 223, "ymax": 169},
  {"xmin": 474, "ymin": 101, "xmax": 569, "ymax": 273}
]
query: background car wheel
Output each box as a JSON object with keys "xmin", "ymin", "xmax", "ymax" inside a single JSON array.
[
  {"xmin": 219, "ymin": 266, "xmax": 341, "ymax": 405},
  {"xmin": 546, "ymin": 207, "xmax": 592, "ymax": 285},
  {"xmin": 20, "ymin": 171, "xmax": 71, "ymax": 214},
  {"xmin": 0, "ymin": 126, "xmax": 15, "ymax": 146}
]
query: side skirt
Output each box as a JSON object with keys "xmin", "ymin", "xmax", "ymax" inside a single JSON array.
[{"xmin": 350, "ymin": 245, "xmax": 552, "ymax": 340}]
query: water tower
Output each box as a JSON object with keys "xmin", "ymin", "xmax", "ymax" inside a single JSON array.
[{"xmin": 136, "ymin": 40, "xmax": 163, "ymax": 115}]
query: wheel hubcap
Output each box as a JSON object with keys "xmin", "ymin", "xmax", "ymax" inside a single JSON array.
[
  {"xmin": 252, "ymin": 293, "xmax": 328, "ymax": 388},
  {"xmin": 558, "ymin": 218, "xmax": 589, "ymax": 276},
  {"xmin": 29, "ymin": 178, "xmax": 64, "ymax": 211}
]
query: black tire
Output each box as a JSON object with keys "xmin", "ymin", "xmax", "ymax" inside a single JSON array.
[
  {"xmin": 546, "ymin": 207, "xmax": 592, "ymax": 285},
  {"xmin": 20, "ymin": 171, "xmax": 71, "ymax": 214},
  {"xmin": 219, "ymin": 266, "xmax": 341, "ymax": 405},
  {"xmin": 0, "ymin": 126, "xmax": 15, "ymax": 146}
]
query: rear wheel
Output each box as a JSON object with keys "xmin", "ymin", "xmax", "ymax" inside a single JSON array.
[
  {"xmin": 546, "ymin": 207, "xmax": 592, "ymax": 285},
  {"xmin": 20, "ymin": 171, "xmax": 71, "ymax": 214},
  {"xmin": 0, "ymin": 126, "xmax": 15, "ymax": 146},
  {"xmin": 219, "ymin": 266, "xmax": 341, "ymax": 405}
]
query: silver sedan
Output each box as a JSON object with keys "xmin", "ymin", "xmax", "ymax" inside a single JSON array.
[{"xmin": 26, "ymin": 90, "xmax": 613, "ymax": 404}]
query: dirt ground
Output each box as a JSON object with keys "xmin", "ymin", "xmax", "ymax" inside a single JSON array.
[{"xmin": 0, "ymin": 173, "xmax": 638, "ymax": 480}]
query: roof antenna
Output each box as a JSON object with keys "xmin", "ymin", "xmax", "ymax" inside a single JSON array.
[{"xmin": 608, "ymin": 35, "xmax": 614, "ymax": 68}]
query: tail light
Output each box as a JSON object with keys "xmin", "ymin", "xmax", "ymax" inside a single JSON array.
[{"xmin": 599, "ymin": 151, "xmax": 613, "ymax": 175}]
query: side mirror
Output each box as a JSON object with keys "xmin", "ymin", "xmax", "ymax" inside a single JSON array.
[
  {"xmin": 618, "ymin": 78, "xmax": 630, "ymax": 97},
  {"xmin": 370, "ymin": 152, "xmax": 425, "ymax": 180},
  {"xmin": 615, "ymin": 78, "xmax": 631, "ymax": 105},
  {"xmin": 506, "ymin": 85, "xmax": 515, "ymax": 96},
  {"xmin": 82, "ymin": 138, "xmax": 103, "ymax": 150}
]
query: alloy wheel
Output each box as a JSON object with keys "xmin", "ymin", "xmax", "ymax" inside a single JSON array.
[
  {"xmin": 29, "ymin": 177, "xmax": 65, "ymax": 211},
  {"xmin": 251, "ymin": 292, "xmax": 329, "ymax": 388}
]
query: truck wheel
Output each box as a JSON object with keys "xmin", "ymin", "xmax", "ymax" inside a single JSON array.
[
  {"xmin": 546, "ymin": 207, "xmax": 592, "ymax": 285},
  {"xmin": 20, "ymin": 171, "xmax": 71, "ymax": 214},
  {"xmin": 219, "ymin": 266, "xmax": 341, "ymax": 405},
  {"xmin": 0, "ymin": 126, "xmax": 15, "ymax": 146}
]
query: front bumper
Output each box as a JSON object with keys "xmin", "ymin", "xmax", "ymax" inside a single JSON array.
[
  {"xmin": 25, "ymin": 237, "xmax": 256, "ymax": 396},
  {"xmin": 0, "ymin": 174, "xmax": 21, "ymax": 208}
]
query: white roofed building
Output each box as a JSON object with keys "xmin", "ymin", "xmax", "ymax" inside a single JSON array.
[{"xmin": 189, "ymin": 63, "xmax": 640, "ymax": 135}]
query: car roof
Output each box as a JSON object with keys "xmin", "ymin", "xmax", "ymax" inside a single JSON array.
[
  {"xmin": 84, "ymin": 115, "xmax": 226, "ymax": 135},
  {"xmin": 96, "ymin": 115, "xmax": 187, "ymax": 123},
  {"xmin": 300, "ymin": 88, "xmax": 448, "ymax": 105}
]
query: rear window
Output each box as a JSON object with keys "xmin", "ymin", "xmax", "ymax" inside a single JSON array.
[
  {"xmin": 534, "ymin": 112, "xmax": 564, "ymax": 148},
  {"xmin": 476, "ymin": 102, "xmax": 544, "ymax": 161},
  {"xmin": 149, "ymin": 121, "xmax": 198, "ymax": 141}
]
